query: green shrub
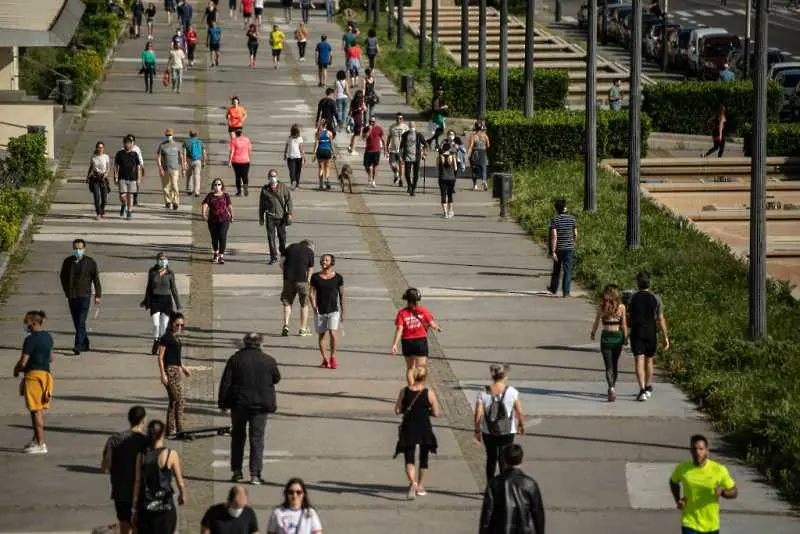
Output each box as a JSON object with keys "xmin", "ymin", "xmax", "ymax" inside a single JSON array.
[
  {"xmin": 5, "ymin": 133, "xmax": 50, "ymax": 188},
  {"xmin": 18, "ymin": 48, "xmax": 62, "ymax": 100},
  {"xmin": 509, "ymin": 159, "xmax": 800, "ymax": 503},
  {"xmin": 57, "ymin": 49, "xmax": 104, "ymax": 104},
  {"xmin": 486, "ymin": 109, "xmax": 650, "ymax": 167},
  {"xmin": 642, "ymin": 81, "xmax": 783, "ymax": 135},
  {"xmin": 741, "ymin": 123, "xmax": 800, "ymax": 157},
  {"xmin": 74, "ymin": 13, "xmax": 120, "ymax": 58},
  {"xmin": 0, "ymin": 188, "xmax": 33, "ymax": 251},
  {"xmin": 431, "ymin": 68, "xmax": 569, "ymax": 117}
]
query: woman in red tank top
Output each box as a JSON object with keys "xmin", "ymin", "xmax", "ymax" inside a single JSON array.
[{"xmin": 391, "ymin": 288, "xmax": 442, "ymax": 386}]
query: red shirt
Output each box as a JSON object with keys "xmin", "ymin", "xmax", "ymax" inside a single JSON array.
[
  {"xmin": 364, "ymin": 124, "xmax": 384, "ymax": 153},
  {"xmin": 242, "ymin": 0, "xmax": 254, "ymax": 12},
  {"xmin": 229, "ymin": 136, "xmax": 251, "ymax": 164},
  {"xmin": 395, "ymin": 306, "xmax": 433, "ymax": 340},
  {"xmin": 346, "ymin": 46, "xmax": 362, "ymax": 60}
]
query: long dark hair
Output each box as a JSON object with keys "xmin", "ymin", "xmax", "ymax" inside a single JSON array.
[
  {"xmin": 147, "ymin": 419, "xmax": 166, "ymax": 447},
  {"xmin": 280, "ymin": 478, "xmax": 313, "ymax": 510},
  {"xmin": 169, "ymin": 311, "xmax": 185, "ymax": 332},
  {"xmin": 351, "ymin": 89, "xmax": 364, "ymax": 110}
]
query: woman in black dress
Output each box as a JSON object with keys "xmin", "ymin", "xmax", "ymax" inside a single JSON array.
[{"xmin": 393, "ymin": 366, "xmax": 442, "ymax": 500}]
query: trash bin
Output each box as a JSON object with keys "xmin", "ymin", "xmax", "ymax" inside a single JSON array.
[
  {"xmin": 400, "ymin": 74, "xmax": 414, "ymax": 94},
  {"xmin": 57, "ymin": 79, "xmax": 73, "ymax": 105},
  {"xmin": 27, "ymin": 125, "xmax": 46, "ymax": 135},
  {"xmin": 492, "ymin": 172, "xmax": 512, "ymax": 200}
]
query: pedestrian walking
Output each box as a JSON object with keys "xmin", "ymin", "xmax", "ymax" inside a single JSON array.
[
  {"xmin": 334, "ymin": 70, "xmax": 349, "ymax": 129},
  {"xmin": 590, "ymin": 285, "xmax": 628, "ymax": 402},
  {"xmin": 157, "ymin": 129, "xmax": 184, "ymax": 210},
  {"xmin": 241, "ymin": 0, "xmax": 254, "ymax": 26},
  {"xmin": 312, "ymin": 119, "xmax": 336, "ymax": 189},
  {"xmin": 87, "ymin": 141, "xmax": 111, "ymax": 220},
  {"xmin": 165, "ymin": 0, "xmax": 177, "ymax": 25},
  {"xmin": 426, "ymin": 86, "xmax": 448, "ymax": 148},
  {"xmin": 178, "ymin": 0, "xmax": 193, "ymax": 31},
  {"xmin": 267, "ymin": 478, "xmax": 324, "ymax": 533},
  {"xmin": 229, "ymin": 0, "xmax": 237, "ymax": 19},
  {"xmin": 362, "ymin": 115, "xmax": 385, "ymax": 188},
  {"xmin": 205, "ymin": 1, "xmax": 218, "ymax": 32},
  {"xmin": 299, "ymin": 0, "xmax": 312, "ymax": 23},
  {"xmin": 341, "ymin": 23, "xmax": 356, "ymax": 67},
  {"xmin": 719, "ymin": 63, "xmax": 735, "ymax": 81},
  {"xmin": 466, "ymin": 120, "xmax": 491, "ymax": 191},
  {"xmin": 59, "ymin": 239, "xmax": 102, "ymax": 355},
  {"xmin": 141, "ymin": 252, "xmax": 182, "ymax": 355},
  {"xmin": 158, "ymin": 312, "xmax": 191, "ymax": 438},
  {"xmin": 132, "ymin": 420, "xmax": 187, "ymax": 534},
  {"xmin": 386, "ymin": 112, "xmax": 409, "ymax": 186},
  {"xmin": 101, "ymin": 406, "xmax": 148, "ymax": 534},
  {"xmin": 453, "ymin": 135, "xmax": 467, "ymax": 177},
  {"xmin": 628, "ymin": 271, "xmax": 670, "ymax": 401},
  {"xmin": 546, "ymin": 198, "xmax": 577, "ymax": 297},
  {"xmin": 218, "ymin": 333, "xmax": 282, "ymax": 485},
  {"xmin": 391, "ymin": 288, "xmax": 442, "ymax": 386},
  {"xmin": 246, "ymin": 23, "xmax": 259, "ymax": 68},
  {"xmin": 259, "ymin": 169, "xmax": 294, "ymax": 264},
  {"xmin": 141, "ymin": 42, "xmax": 157, "ymax": 93},
  {"xmin": 473, "ymin": 364, "xmax": 525, "ymax": 482},
  {"xmin": 201, "ymin": 485, "xmax": 259, "ymax": 534},
  {"xmin": 309, "ymin": 254, "xmax": 344, "ymax": 369},
  {"xmin": 133, "ymin": 1, "xmax": 146, "ymax": 38},
  {"xmin": 346, "ymin": 40, "xmax": 362, "ymax": 88},
  {"xmin": 670, "ymin": 434, "xmax": 737, "ymax": 534},
  {"xmin": 608, "ymin": 79, "xmax": 623, "ymax": 111},
  {"xmin": 365, "ymin": 28, "xmax": 379, "ymax": 70},
  {"xmin": 254, "ymin": 0, "xmax": 264, "ymax": 26},
  {"xmin": 393, "ymin": 366, "xmax": 441, "ymax": 500},
  {"xmin": 325, "ymin": 0, "xmax": 334, "ymax": 21},
  {"xmin": 438, "ymin": 142, "xmax": 457, "ymax": 218},
  {"xmin": 479, "ymin": 444, "xmax": 546, "ymax": 534},
  {"xmin": 128, "ymin": 134, "xmax": 145, "ymax": 208},
  {"xmin": 280, "ymin": 239, "xmax": 315, "ymax": 336},
  {"xmin": 13, "ymin": 310, "xmax": 54, "ymax": 454},
  {"xmin": 347, "ymin": 90, "xmax": 366, "ymax": 154},
  {"xmin": 146, "ymin": 3, "xmax": 157, "ymax": 38},
  {"xmin": 400, "ymin": 121, "xmax": 427, "ymax": 195},
  {"xmin": 315, "ymin": 89, "xmax": 338, "ymax": 135},
  {"xmin": 208, "ymin": 20, "xmax": 223, "ymax": 67},
  {"xmin": 171, "ymin": 27, "xmax": 188, "ymax": 57},
  {"xmin": 315, "ymin": 34, "xmax": 333, "ymax": 86},
  {"xmin": 703, "ymin": 104, "xmax": 728, "ymax": 158},
  {"xmin": 228, "ymin": 129, "xmax": 253, "ymax": 196},
  {"xmin": 295, "ymin": 23, "xmax": 308, "ymax": 63},
  {"xmin": 226, "ymin": 96, "xmax": 247, "ymax": 138},
  {"xmin": 284, "ymin": 124, "xmax": 306, "ymax": 189},
  {"xmin": 362, "ymin": 68, "xmax": 378, "ymax": 121},
  {"xmin": 185, "ymin": 24, "xmax": 198, "ymax": 66},
  {"xmin": 270, "ymin": 24, "xmax": 285, "ymax": 69},
  {"xmin": 114, "ymin": 136, "xmax": 142, "ymax": 219},
  {"xmin": 202, "ymin": 179, "xmax": 234, "ymax": 264},
  {"xmin": 182, "ymin": 129, "xmax": 207, "ymax": 196},
  {"xmin": 281, "ymin": 0, "xmax": 293, "ymax": 23}
]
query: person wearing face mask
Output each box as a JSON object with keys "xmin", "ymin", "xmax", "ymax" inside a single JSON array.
[
  {"xmin": 157, "ymin": 312, "xmax": 191, "ymax": 439},
  {"xmin": 201, "ymin": 485, "xmax": 259, "ymax": 534},
  {"xmin": 142, "ymin": 252, "xmax": 182, "ymax": 355},
  {"xmin": 202, "ymin": 179, "xmax": 234, "ymax": 264},
  {"xmin": 59, "ymin": 238, "xmax": 102, "ymax": 355},
  {"xmin": 259, "ymin": 169, "xmax": 293, "ymax": 265},
  {"xmin": 399, "ymin": 122, "xmax": 427, "ymax": 196}
]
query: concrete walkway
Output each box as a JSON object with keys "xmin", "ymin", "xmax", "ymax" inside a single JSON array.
[{"xmin": 0, "ymin": 7, "xmax": 797, "ymax": 534}]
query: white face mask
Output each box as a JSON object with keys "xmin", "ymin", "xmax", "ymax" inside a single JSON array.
[
  {"xmin": 227, "ymin": 507, "xmax": 244, "ymax": 518},
  {"xmin": 214, "ymin": 184, "xmax": 222, "ymax": 191},
  {"xmin": 448, "ymin": 134, "xmax": 455, "ymax": 140}
]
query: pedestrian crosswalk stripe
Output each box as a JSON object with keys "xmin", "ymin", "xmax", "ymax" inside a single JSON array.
[
  {"xmin": 732, "ymin": 8, "xmax": 747, "ymax": 15},
  {"xmin": 674, "ymin": 10, "xmax": 692, "ymax": 18},
  {"xmin": 713, "ymin": 9, "xmax": 733, "ymax": 15},
  {"xmin": 694, "ymin": 9, "xmax": 714, "ymax": 16}
]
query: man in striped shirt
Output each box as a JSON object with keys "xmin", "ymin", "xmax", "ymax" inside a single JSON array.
[{"xmin": 547, "ymin": 199, "xmax": 577, "ymax": 297}]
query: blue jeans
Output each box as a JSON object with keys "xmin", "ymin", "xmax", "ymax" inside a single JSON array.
[
  {"xmin": 336, "ymin": 97, "xmax": 348, "ymax": 128},
  {"xmin": 68, "ymin": 296, "xmax": 92, "ymax": 351},
  {"xmin": 325, "ymin": 0, "xmax": 334, "ymax": 19},
  {"xmin": 548, "ymin": 248, "xmax": 574, "ymax": 296},
  {"xmin": 682, "ymin": 528, "xmax": 719, "ymax": 534}
]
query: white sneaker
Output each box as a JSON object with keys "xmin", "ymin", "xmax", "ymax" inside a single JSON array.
[
  {"xmin": 637, "ymin": 391, "xmax": 648, "ymax": 402},
  {"xmin": 644, "ymin": 388, "xmax": 652, "ymax": 399},
  {"xmin": 24, "ymin": 442, "xmax": 48, "ymax": 454},
  {"xmin": 448, "ymin": 210, "xmax": 455, "ymax": 218},
  {"xmin": 370, "ymin": 181, "xmax": 377, "ymax": 188}
]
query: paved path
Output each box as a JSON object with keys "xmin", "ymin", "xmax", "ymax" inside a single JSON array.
[{"xmin": 0, "ymin": 7, "xmax": 797, "ymax": 534}]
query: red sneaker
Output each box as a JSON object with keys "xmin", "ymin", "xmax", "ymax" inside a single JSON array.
[
  {"xmin": 320, "ymin": 359, "xmax": 329, "ymax": 368},
  {"xmin": 330, "ymin": 356, "xmax": 338, "ymax": 369}
]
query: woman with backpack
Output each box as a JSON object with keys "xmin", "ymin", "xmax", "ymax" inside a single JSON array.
[
  {"xmin": 132, "ymin": 420, "xmax": 187, "ymax": 534},
  {"xmin": 365, "ymin": 28, "xmax": 380, "ymax": 70},
  {"xmin": 473, "ymin": 364, "xmax": 525, "ymax": 482},
  {"xmin": 362, "ymin": 68, "xmax": 378, "ymax": 121},
  {"xmin": 394, "ymin": 366, "xmax": 442, "ymax": 500},
  {"xmin": 201, "ymin": 178, "xmax": 235, "ymax": 264},
  {"xmin": 391, "ymin": 288, "xmax": 442, "ymax": 387}
]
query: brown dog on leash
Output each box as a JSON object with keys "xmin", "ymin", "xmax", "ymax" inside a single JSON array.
[{"xmin": 338, "ymin": 164, "xmax": 354, "ymax": 193}]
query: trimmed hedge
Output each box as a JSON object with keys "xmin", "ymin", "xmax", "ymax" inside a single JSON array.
[
  {"xmin": 642, "ymin": 81, "xmax": 783, "ymax": 136},
  {"xmin": 510, "ymin": 159, "xmax": 800, "ymax": 504},
  {"xmin": 4, "ymin": 133, "xmax": 50, "ymax": 188},
  {"xmin": 431, "ymin": 68, "xmax": 569, "ymax": 116},
  {"xmin": 0, "ymin": 188, "xmax": 33, "ymax": 252},
  {"xmin": 741, "ymin": 123, "xmax": 800, "ymax": 157},
  {"xmin": 486, "ymin": 109, "xmax": 651, "ymax": 167}
]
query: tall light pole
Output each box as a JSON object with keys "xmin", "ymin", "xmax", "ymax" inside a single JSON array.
[
  {"xmin": 373, "ymin": 0, "xmax": 379, "ymax": 27},
  {"xmin": 431, "ymin": 0, "xmax": 438, "ymax": 67},
  {"xmin": 524, "ymin": 0, "xmax": 535, "ymax": 117},
  {"xmin": 388, "ymin": 0, "xmax": 394, "ymax": 41},
  {"xmin": 585, "ymin": 0, "xmax": 597, "ymax": 212},
  {"xmin": 749, "ymin": 0, "xmax": 768, "ymax": 340},
  {"xmin": 478, "ymin": 0, "xmax": 487, "ymax": 117},
  {"xmin": 461, "ymin": 0, "xmax": 469, "ymax": 67},
  {"xmin": 626, "ymin": 0, "xmax": 643, "ymax": 249},
  {"xmin": 397, "ymin": 0, "xmax": 404, "ymax": 49},
  {"xmin": 419, "ymin": 0, "xmax": 427, "ymax": 68},
  {"xmin": 744, "ymin": 0, "xmax": 753, "ymax": 79},
  {"xmin": 661, "ymin": 0, "xmax": 669, "ymax": 72},
  {"xmin": 500, "ymin": 0, "xmax": 509, "ymax": 109},
  {"xmin": 555, "ymin": 0, "xmax": 562, "ymax": 22}
]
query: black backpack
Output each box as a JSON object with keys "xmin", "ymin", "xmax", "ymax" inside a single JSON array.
[{"xmin": 486, "ymin": 387, "xmax": 512, "ymax": 436}]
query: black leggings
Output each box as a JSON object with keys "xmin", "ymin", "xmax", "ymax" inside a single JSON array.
[
  {"xmin": 403, "ymin": 444, "xmax": 432, "ymax": 469},
  {"xmin": 482, "ymin": 433, "xmax": 514, "ymax": 482},
  {"xmin": 188, "ymin": 43, "xmax": 196, "ymax": 62},
  {"xmin": 232, "ymin": 162, "xmax": 250, "ymax": 193},
  {"xmin": 439, "ymin": 179, "xmax": 455, "ymax": 204},
  {"xmin": 427, "ymin": 126, "xmax": 444, "ymax": 148},
  {"xmin": 90, "ymin": 181, "xmax": 107, "ymax": 215},
  {"xmin": 287, "ymin": 158, "xmax": 302, "ymax": 185},
  {"xmin": 368, "ymin": 53, "xmax": 376, "ymax": 70},
  {"xmin": 248, "ymin": 42, "xmax": 259, "ymax": 59},
  {"xmin": 298, "ymin": 41, "xmax": 307, "ymax": 59},
  {"xmin": 704, "ymin": 137, "xmax": 725, "ymax": 158},
  {"xmin": 208, "ymin": 220, "xmax": 230, "ymax": 254},
  {"xmin": 144, "ymin": 66, "xmax": 156, "ymax": 92},
  {"xmin": 601, "ymin": 341, "xmax": 623, "ymax": 388}
]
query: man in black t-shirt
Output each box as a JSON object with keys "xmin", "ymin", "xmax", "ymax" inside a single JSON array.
[
  {"xmin": 114, "ymin": 136, "xmax": 142, "ymax": 220},
  {"xmin": 316, "ymin": 88, "xmax": 338, "ymax": 135},
  {"xmin": 309, "ymin": 253, "xmax": 345, "ymax": 369},
  {"xmin": 628, "ymin": 272, "xmax": 670, "ymax": 402},
  {"xmin": 280, "ymin": 239, "xmax": 315, "ymax": 337},
  {"xmin": 201, "ymin": 485, "xmax": 258, "ymax": 534},
  {"xmin": 101, "ymin": 406, "xmax": 147, "ymax": 534}
]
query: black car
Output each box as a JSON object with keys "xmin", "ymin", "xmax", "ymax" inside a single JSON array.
[{"xmin": 727, "ymin": 47, "xmax": 790, "ymax": 80}]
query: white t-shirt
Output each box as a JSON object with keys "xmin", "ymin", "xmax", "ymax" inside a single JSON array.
[
  {"xmin": 267, "ymin": 507, "xmax": 322, "ymax": 534},
  {"xmin": 132, "ymin": 144, "xmax": 144, "ymax": 165},
  {"xmin": 336, "ymin": 80, "xmax": 347, "ymax": 99},
  {"xmin": 169, "ymin": 48, "xmax": 186, "ymax": 69},
  {"xmin": 255, "ymin": 0, "xmax": 264, "ymax": 7},
  {"xmin": 90, "ymin": 154, "xmax": 111, "ymax": 174},
  {"xmin": 478, "ymin": 385, "xmax": 520, "ymax": 435},
  {"xmin": 285, "ymin": 136, "xmax": 303, "ymax": 159},
  {"xmin": 388, "ymin": 122, "xmax": 409, "ymax": 153}
]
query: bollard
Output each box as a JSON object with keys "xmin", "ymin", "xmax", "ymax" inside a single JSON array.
[
  {"xmin": 400, "ymin": 74, "xmax": 414, "ymax": 105},
  {"xmin": 492, "ymin": 172, "xmax": 513, "ymax": 217}
]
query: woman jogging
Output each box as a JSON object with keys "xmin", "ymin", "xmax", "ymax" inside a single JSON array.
[
  {"xmin": 466, "ymin": 120, "xmax": 491, "ymax": 191},
  {"xmin": 87, "ymin": 141, "xmax": 110, "ymax": 220},
  {"xmin": 158, "ymin": 312, "xmax": 191, "ymax": 438},
  {"xmin": 246, "ymin": 23, "xmax": 259, "ymax": 68},
  {"xmin": 295, "ymin": 23, "xmax": 308, "ymax": 62},
  {"xmin": 438, "ymin": 143, "xmax": 457, "ymax": 219},
  {"xmin": 141, "ymin": 41, "xmax": 157, "ymax": 94},
  {"xmin": 141, "ymin": 252, "xmax": 182, "ymax": 356},
  {"xmin": 267, "ymin": 478, "xmax": 324, "ymax": 534},
  {"xmin": 703, "ymin": 104, "xmax": 728, "ymax": 158},
  {"xmin": 226, "ymin": 96, "xmax": 247, "ymax": 138},
  {"xmin": 228, "ymin": 129, "xmax": 253, "ymax": 196},
  {"xmin": 201, "ymin": 179, "xmax": 234, "ymax": 264},
  {"xmin": 590, "ymin": 285, "xmax": 628, "ymax": 402},
  {"xmin": 312, "ymin": 119, "xmax": 336, "ymax": 190},
  {"xmin": 391, "ymin": 288, "xmax": 442, "ymax": 386},
  {"xmin": 347, "ymin": 90, "xmax": 366, "ymax": 155},
  {"xmin": 335, "ymin": 70, "xmax": 349, "ymax": 131},
  {"xmin": 284, "ymin": 124, "xmax": 305, "ymax": 189},
  {"xmin": 393, "ymin": 366, "xmax": 441, "ymax": 500},
  {"xmin": 473, "ymin": 364, "xmax": 525, "ymax": 482}
]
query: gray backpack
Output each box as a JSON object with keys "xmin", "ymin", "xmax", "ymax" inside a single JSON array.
[{"xmin": 486, "ymin": 387, "xmax": 512, "ymax": 436}]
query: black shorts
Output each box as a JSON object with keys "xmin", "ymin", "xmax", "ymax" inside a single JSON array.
[
  {"xmin": 243, "ymin": 11, "xmax": 252, "ymax": 17},
  {"xmin": 210, "ymin": 42, "xmax": 221, "ymax": 52},
  {"xmin": 630, "ymin": 336, "xmax": 657, "ymax": 358},
  {"xmin": 401, "ymin": 337, "xmax": 428, "ymax": 357},
  {"xmin": 363, "ymin": 151, "xmax": 381, "ymax": 168},
  {"xmin": 255, "ymin": 7, "xmax": 263, "ymax": 15},
  {"xmin": 272, "ymin": 49, "xmax": 282, "ymax": 58},
  {"xmin": 318, "ymin": 61, "xmax": 330, "ymax": 69},
  {"xmin": 114, "ymin": 500, "xmax": 133, "ymax": 523}
]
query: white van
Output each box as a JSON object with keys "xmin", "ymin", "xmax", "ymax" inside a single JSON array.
[{"xmin": 688, "ymin": 28, "xmax": 728, "ymax": 74}]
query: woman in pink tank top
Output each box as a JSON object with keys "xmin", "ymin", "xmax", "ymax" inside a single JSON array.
[{"xmin": 228, "ymin": 129, "xmax": 253, "ymax": 196}]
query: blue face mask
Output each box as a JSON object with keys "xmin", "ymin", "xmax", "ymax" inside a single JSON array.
[
  {"xmin": 158, "ymin": 259, "xmax": 168, "ymax": 269},
  {"xmin": 74, "ymin": 249, "xmax": 85, "ymax": 258}
]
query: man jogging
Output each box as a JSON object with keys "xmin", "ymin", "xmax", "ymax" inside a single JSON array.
[
  {"xmin": 310, "ymin": 254, "xmax": 345, "ymax": 369},
  {"xmin": 258, "ymin": 169, "xmax": 293, "ymax": 265},
  {"xmin": 628, "ymin": 271, "xmax": 669, "ymax": 401},
  {"xmin": 280, "ymin": 239, "xmax": 315, "ymax": 337},
  {"xmin": 59, "ymin": 238, "xmax": 102, "ymax": 355},
  {"xmin": 386, "ymin": 112, "xmax": 409, "ymax": 187}
]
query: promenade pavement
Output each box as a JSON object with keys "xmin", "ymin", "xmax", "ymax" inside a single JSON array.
[{"xmin": 0, "ymin": 6, "xmax": 797, "ymax": 534}]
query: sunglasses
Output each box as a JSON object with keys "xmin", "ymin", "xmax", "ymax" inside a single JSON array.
[
  {"xmin": 213, "ymin": 183, "xmax": 222, "ymax": 186},
  {"xmin": 286, "ymin": 490, "xmax": 303, "ymax": 495},
  {"xmin": 174, "ymin": 322, "xmax": 185, "ymax": 327}
]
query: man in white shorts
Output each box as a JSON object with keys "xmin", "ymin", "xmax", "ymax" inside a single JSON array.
[{"xmin": 309, "ymin": 254, "xmax": 345, "ymax": 370}]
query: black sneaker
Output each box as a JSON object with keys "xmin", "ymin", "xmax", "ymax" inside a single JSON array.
[
  {"xmin": 172, "ymin": 203, "xmax": 179, "ymax": 210},
  {"xmin": 281, "ymin": 325, "xmax": 289, "ymax": 336},
  {"xmin": 231, "ymin": 471, "xmax": 244, "ymax": 483},
  {"xmin": 119, "ymin": 204, "xmax": 126, "ymax": 218},
  {"xmin": 244, "ymin": 186, "xmax": 249, "ymax": 197},
  {"xmin": 151, "ymin": 339, "xmax": 159, "ymax": 355}
]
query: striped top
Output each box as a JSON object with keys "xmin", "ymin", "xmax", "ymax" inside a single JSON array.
[{"xmin": 550, "ymin": 213, "xmax": 576, "ymax": 250}]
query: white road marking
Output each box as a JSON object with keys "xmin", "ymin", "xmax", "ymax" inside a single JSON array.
[
  {"xmin": 212, "ymin": 459, "xmax": 281, "ymax": 467},
  {"xmin": 732, "ymin": 8, "xmax": 747, "ymax": 15},
  {"xmin": 713, "ymin": 9, "xmax": 733, "ymax": 15},
  {"xmin": 213, "ymin": 449, "xmax": 293, "ymax": 456},
  {"xmin": 694, "ymin": 9, "xmax": 714, "ymax": 16},
  {"xmin": 674, "ymin": 10, "xmax": 692, "ymax": 17}
]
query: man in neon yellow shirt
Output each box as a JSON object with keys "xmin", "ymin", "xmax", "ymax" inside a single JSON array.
[
  {"xmin": 270, "ymin": 24, "xmax": 285, "ymax": 70},
  {"xmin": 670, "ymin": 434, "xmax": 738, "ymax": 534}
]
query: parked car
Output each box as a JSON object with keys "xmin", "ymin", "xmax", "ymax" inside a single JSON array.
[
  {"xmin": 607, "ymin": 4, "xmax": 634, "ymax": 44},
  {"xmin": 599, "ymin": 3, "xmax": 631, "ymax": 42},
  {"xmin": 579, "ymin": 0, "xmax": 625, "ymax": 30},
  {"xmin": 727, "ymin": 47, "xmax": 789, "ymax": 80},
  {"xmin": 620, "ymin": 10, "xmax": 660, "ymax": 50},
  {"xmin": 788, "ymin": 82, "xmax": 800, "ymax": 122},
  {"xmin": 769, "ymin": 62, "xmax": 800, "ymax": 80},
  {"xmin": 646, "ymin": 23, "xmax": 681, "ymax": 61},
  {"xmin": 669, "ymin": 27, "xmax": 697, "ymax": 70},
  {"xmin": 699, "ymin": 35, "xmax": 741, "ymax": 80},
  {"xmin": 688, "ymin": 27, "xmax": 728, "ymax": 74},
  {"xmin": 775, "ymin": 69, "xmax": 800, "ymax": 115}
]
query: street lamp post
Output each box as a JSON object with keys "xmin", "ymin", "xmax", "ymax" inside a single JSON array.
[
  {"xmin": 556, "ymin": 0, "xmax": 562, "ymax": 22},
  {"xmin": 373, "ymin": 0, "xmax": 379, "ymax": 27},
  {"xmin": 461, "ymin": 0, "xmax": 469, "ymax": 67},
  {"xmin": 388, "ymin": 0, "xmax": 394, "ymax": 41},
  {"xmin": 397, "ymin": 0, "xmax": 404, "ymax": 49},
  {"xmin": 419, "ymin": 0, "xmax": 427, "ymax": 68},
  {"xmin": 478, "ymin": 0, "xmax": 487, "ymax": 117},
  {"xmin": 432, "ymin": 0, "xmax": 438, "ymax": 67},
  {"xmin": 661, "ymin": 0, "xmax": 669, "ymax": 72},
  {"xmin": 626, "ymin": 0, "xmax": 643, "ymax": 249},
  {"xmin": 500, "ymin": 0, "xmax": 509, "ymax": 109},
  {"xmin": 524, "ymin": 0, "xmax": 535, "ymax": 117},
  {"xmin": 585, "ymin": 0, "xmax": 597, "ymax": 212},
  {"xmin": 744, "ymin": 0, "xmax": 753, "ymax": 79}
]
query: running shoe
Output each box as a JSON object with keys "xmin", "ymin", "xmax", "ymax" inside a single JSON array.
[
  {"xmin": 281, "ymin": 325, "xmax": 289, "ymax": 337},
  {"xmin": 645, "ymin": 385, "xmax": 653, "ymax": 399},
  {"xmin": 637, "ymin": 390, "xmax": 648, "ymax": 402},
  {"xmin": 250, "ymin": 476, "xmax": 264, "ymax": 485},
  {"xmin": 407, "ymin": 483, "xmax": 417, "ymax": 500},
  {"xmin": 416, "ymin": 487, "xmax": 427, "ymax": 496},
  {"xmin": 330, "ymin": 356, "xmax": 338, "ymax": 369},
  {"xmin": 320, "ymin": 359, "xmax": 329, "ymax": 368},
  {"xmin": 231, "ymin": 471, "xmax": 244, "ymax": 483},
  {"xmin": 119, "ymin": 204, "xmax": 126, "ymax": 217},
  {"xmin": 23, "ymin": 442, "xmax": 48, "ymax": 454},
  {"xmin": 298, "ymin": 328, "xmax": 313, "ymax": 337}
]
